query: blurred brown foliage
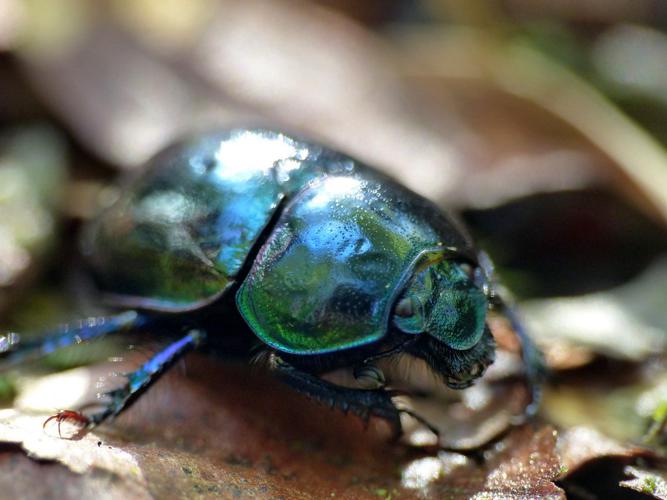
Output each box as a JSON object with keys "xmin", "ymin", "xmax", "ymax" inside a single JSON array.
[{"xmin": 1, "ymin": 0, "xmax": 667, "ymax": 498}]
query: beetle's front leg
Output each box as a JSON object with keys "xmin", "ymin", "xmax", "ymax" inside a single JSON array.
[
  {"xmin": 496, "ymin": 301, "xmax": 546, "ymax": 419},
  {"xmin": 268, "ymin": 354, "xmax": 439, "ymax": 440},
  {"xmin": 478, "ymin": 251, "xmax": 547, "ymax": 418}
]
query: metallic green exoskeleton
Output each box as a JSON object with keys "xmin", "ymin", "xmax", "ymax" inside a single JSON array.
[{"xmin": 1, "ymin": 129, "xmax": 543, "ymax": 438}]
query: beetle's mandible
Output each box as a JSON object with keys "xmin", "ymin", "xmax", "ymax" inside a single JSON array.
[{"xmin": 2, "ymin": 129, "xmax": 544, "ymax": 440}]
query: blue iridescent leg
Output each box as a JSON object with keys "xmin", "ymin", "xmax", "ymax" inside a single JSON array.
[
  {"xmin": 0, "ymin": 311, "xmax": 147, "ymax": 369},
  {"xmin": 491, "ymin": 297, "xmax": 546, "ymax": 419},
  {"xmin": 477, "ymin": 251, "xmax": 546, "ymax": 419},
  {"xmin": 85, "ymin": 329, "xmax": 205, "ymax": 427}
]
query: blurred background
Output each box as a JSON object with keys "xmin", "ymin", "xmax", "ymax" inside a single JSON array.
[{"xmin": 1, "ymin": 1, "xmax": 667, "ymax": 498}]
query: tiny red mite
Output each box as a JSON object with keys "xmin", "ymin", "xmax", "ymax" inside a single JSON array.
[{"xmin": 43, "ymin": 410, "xmax": 90, "ymax": 437}]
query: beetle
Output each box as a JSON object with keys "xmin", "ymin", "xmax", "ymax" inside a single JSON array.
[{"xmin": 1, "ymin": 129, "xmax": 544, "ymax": 439}]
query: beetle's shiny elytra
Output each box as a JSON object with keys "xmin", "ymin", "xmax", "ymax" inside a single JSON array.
[
  {"xmin": 83, "ymin": 129, "xmax": 486, "ymax": 357},
  {"xmin": 5, "ymin": 129, "xmax": 543, "ymax": 438}
]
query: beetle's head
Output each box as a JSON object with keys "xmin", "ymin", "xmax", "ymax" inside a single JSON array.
[{"xmin": 392, "ymin": 257, "xmax": 495, "ymax": 389}]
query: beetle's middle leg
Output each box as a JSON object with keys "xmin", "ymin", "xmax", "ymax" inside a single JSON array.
[
  {"xmin": 268, "ymin": 354, "xmax": 439, "ymax": 440},
  {"xmin": 0, "ymin": 311, "xmax": 146, "ymax": 370}
]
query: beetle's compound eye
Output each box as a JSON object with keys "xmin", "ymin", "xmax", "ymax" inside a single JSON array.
[
  {"xmin": 394, "ymin": 297, "xmax": 415, "ymax": 318},
  {"xmin": 458, "ymin": 261, "xmax": 490, "ymax": 296}
]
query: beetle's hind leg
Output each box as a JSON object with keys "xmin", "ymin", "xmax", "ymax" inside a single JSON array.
[
  {"xmin": 82, "ymin": 329, "xmax": 206, "ymax": 428},
  {"xmin": 269, "ymin": 354, "xmax": 439, "ymax": 440},
  {"xmin": 41, "ymin": 329, "xmax": 205, "ymax": 435},
  {"xmin": 0, "ymin": 311, "xmax": 146, "ymax": 369}
]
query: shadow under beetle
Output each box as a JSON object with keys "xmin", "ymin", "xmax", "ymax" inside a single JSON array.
[{"xmin": 1, "ymin": 129, "xmax": 544, "ymax": 440}]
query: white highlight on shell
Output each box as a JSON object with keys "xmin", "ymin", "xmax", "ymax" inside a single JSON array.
[{"xmin": 214, "ymin": 131, "xmax": 302, "ymax": 181}]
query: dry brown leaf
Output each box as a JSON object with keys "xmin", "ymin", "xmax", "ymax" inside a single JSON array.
[
  {"xmin": 557, "ymin": 426, "xmax": 651, "ymax": 473},
  {"xmin": 0, "ymin": 353, "xmax": 567, "ymax": 499}
]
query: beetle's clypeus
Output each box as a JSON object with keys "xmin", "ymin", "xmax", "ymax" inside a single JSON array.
[{"xmin": 1, "ymin": 129, "xmax": 544, "ymax": 439}]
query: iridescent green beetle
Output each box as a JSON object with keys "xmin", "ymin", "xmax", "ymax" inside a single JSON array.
[{"xmin": 0, "ymin": 129, "xmax": 543, "ymax": 438}]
